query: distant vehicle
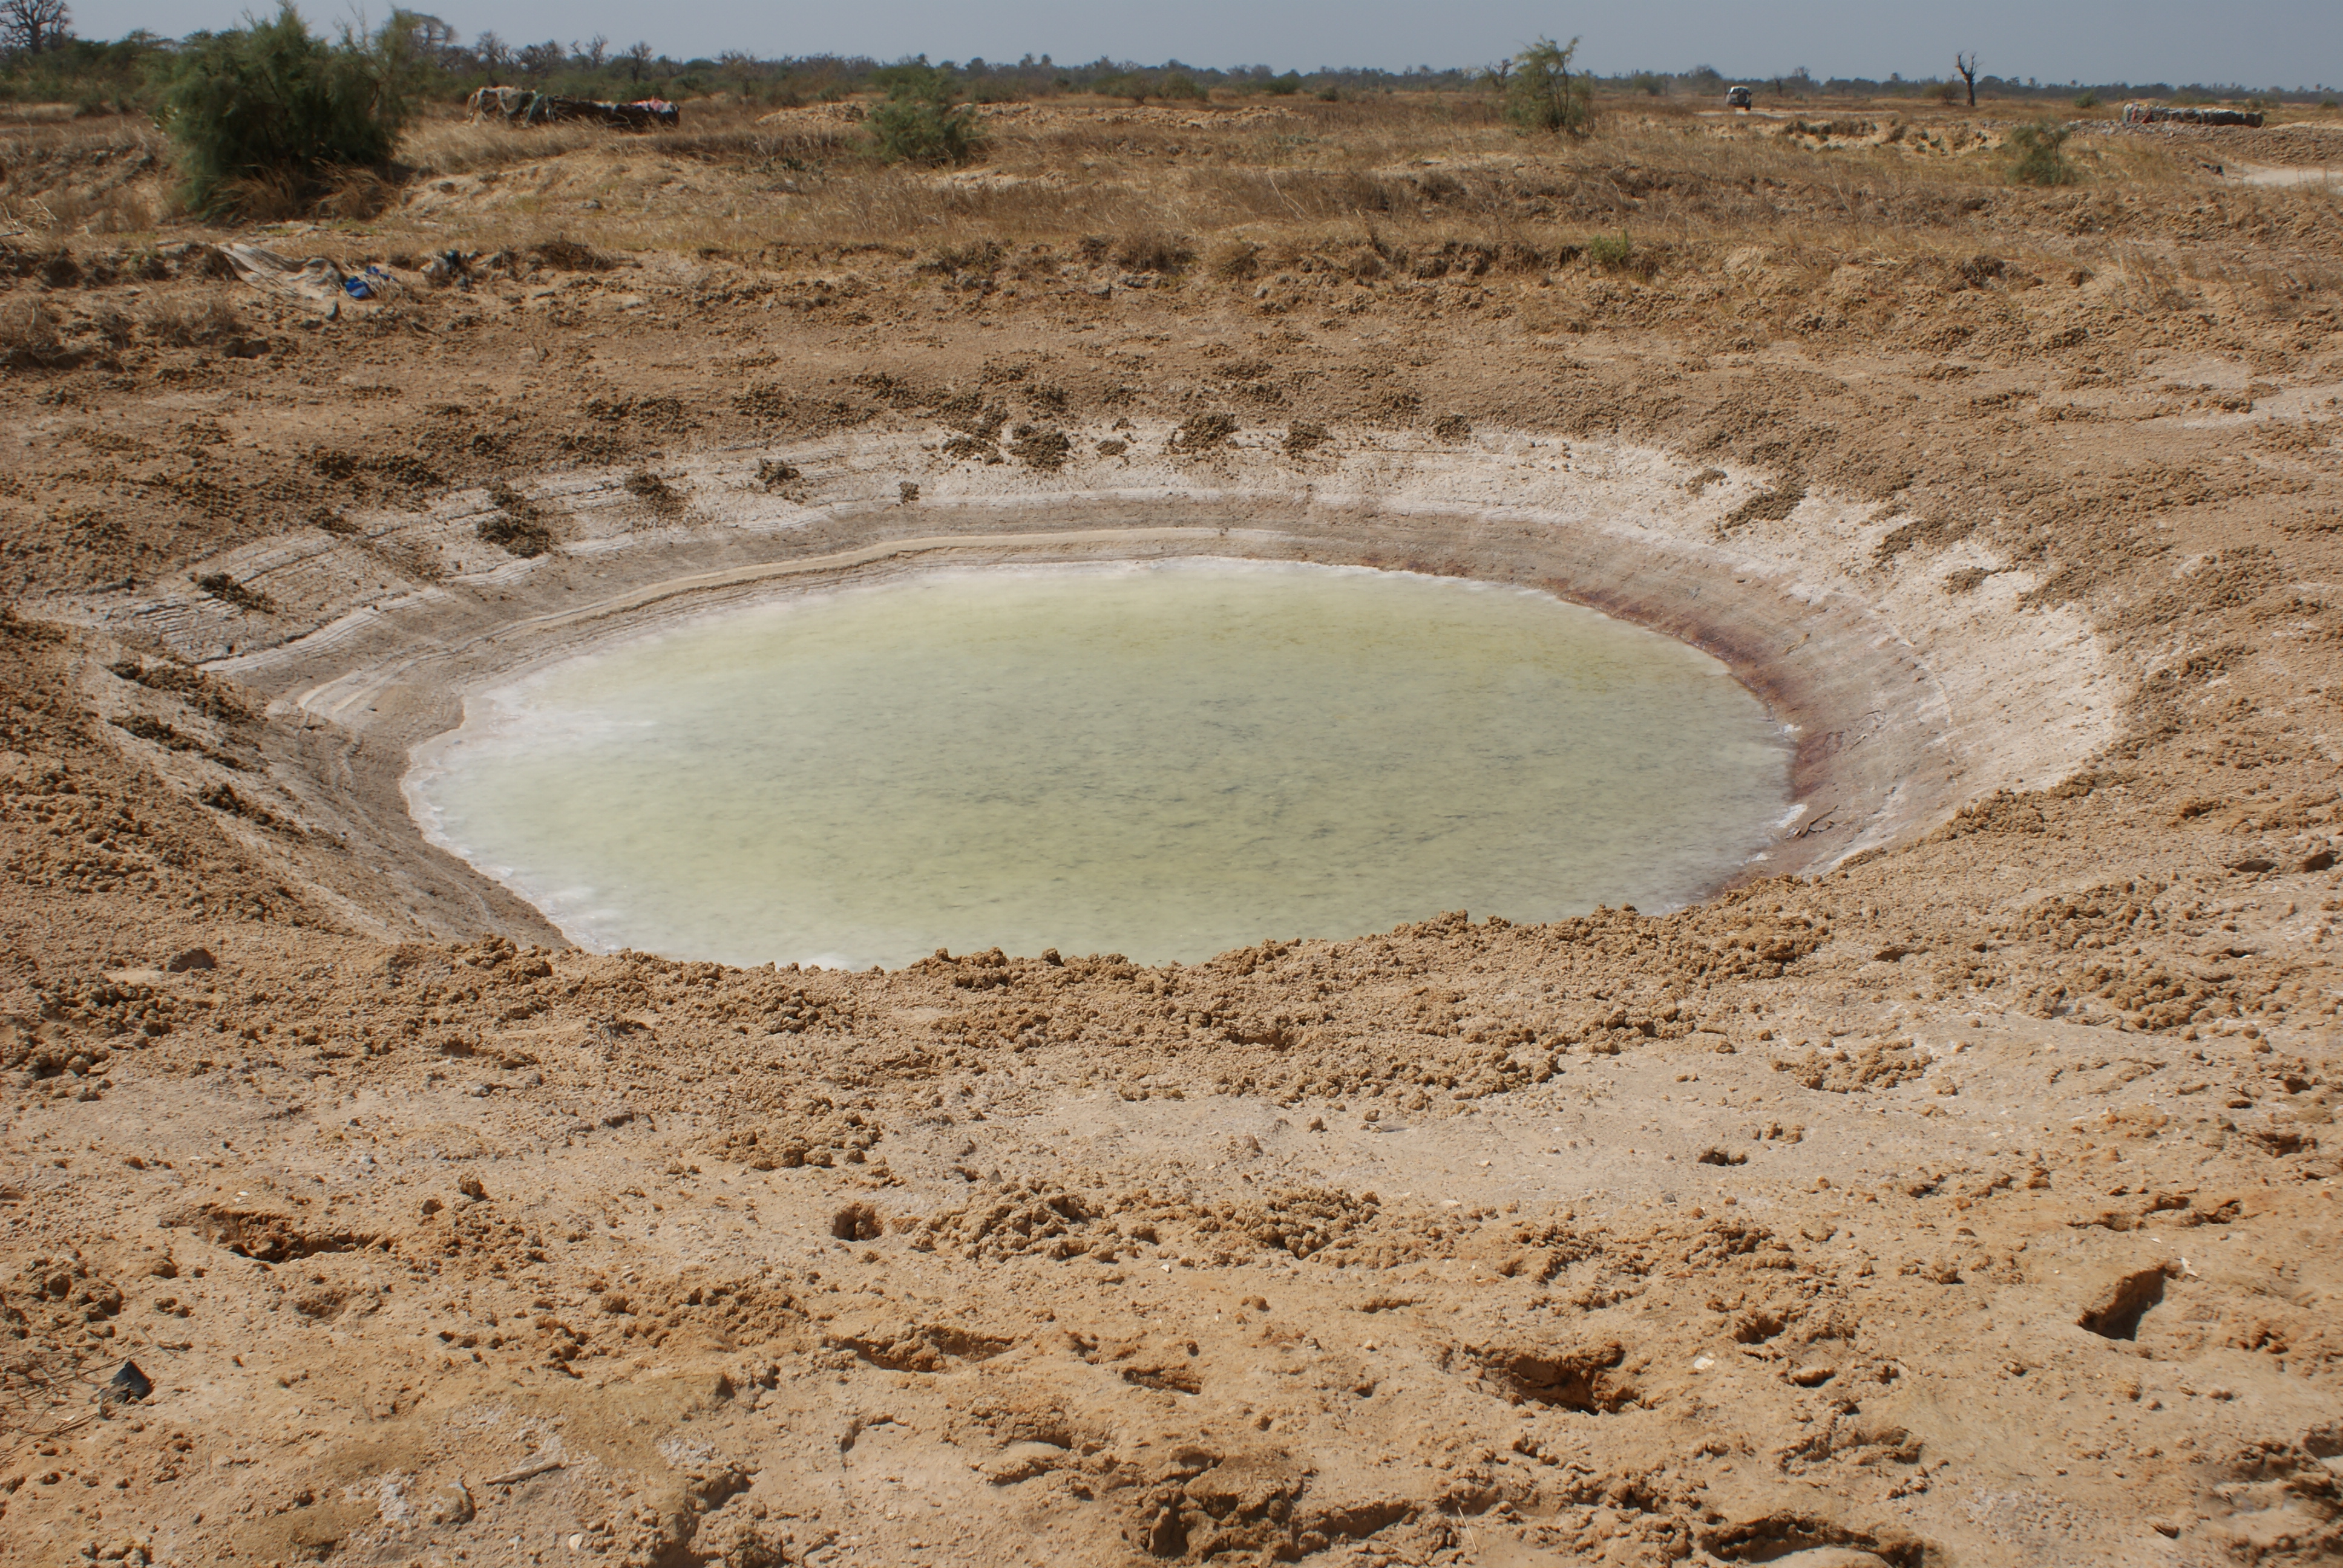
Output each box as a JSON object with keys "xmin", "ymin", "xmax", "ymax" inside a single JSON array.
[{"xmin": 1725, "ymin": 85, "xmax": 1754, "ymax": 109}]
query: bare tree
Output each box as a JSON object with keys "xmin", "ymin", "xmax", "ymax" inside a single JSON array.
[
  {"xmin": 0, "ymin": 0, "xmax": 72, "ymax": 54},
  {"xmin": 516, "ymin": 39, "xmax": 562, "ymax": 81},
  {"xmin": 577, "ymin": 33, "xmax": 608, "ymax": 70},
  {"xmin": 1955, "ymin": 51, "xmax": 1978, "ymax": 108},
  {"xmin": 623, "ymin": 40, "xmax": 653, "ymax": 86},
  {"xmin": 474, "ymin": 28, "xmax": 510, "ymax": 79},
  {"xmin": 402, "ymin": 11, "xmax": 456, "ymax": 63}
]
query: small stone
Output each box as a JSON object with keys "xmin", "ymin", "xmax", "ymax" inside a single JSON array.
[
  {"xmin": 1788, "ymin": 1364, "xmax": 1837, "ymax": 1387},
  {"xmin": 427, "ymin": 1478, "xmax": 474, "ymax": 1525},
  {"xmin": 106, "ymin": 1361, "xmax": 152, "ymax": 1403}
]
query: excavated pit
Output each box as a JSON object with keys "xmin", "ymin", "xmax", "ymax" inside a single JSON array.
[{"xmin": 79, "ymin": 423, "xmax": 2114, "ymax": 952}]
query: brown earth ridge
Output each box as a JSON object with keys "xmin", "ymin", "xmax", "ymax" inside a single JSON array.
[{"xmin": 2, "ymin": 98, "xmax": 2343, "ymax": 1568}]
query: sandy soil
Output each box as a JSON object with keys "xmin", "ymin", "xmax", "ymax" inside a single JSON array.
[{"xmin": 3, "ymin": 99, "xmax": 2343, "ymax": 1568}]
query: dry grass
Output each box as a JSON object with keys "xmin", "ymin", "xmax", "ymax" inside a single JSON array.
[
  {"xmin": 0, "ymin": 299, "xmax": 75, "ymax": 368},
  {"xmin": 0, "ymin": 116, "xmax": 171, "ymax": 238},
  {"xmin": 141, "ymin": 296, "xmax": 247, "ymax": 347},
  {"xmin": 0, "ymin": 91, "xmax": 2332, "ymax": 316},
  {"xmin": 400, "ymin": 99, "xmax": 819, "ymax": 177}
]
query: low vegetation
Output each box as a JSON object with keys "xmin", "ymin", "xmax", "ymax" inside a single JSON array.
[
  {"xmin": 1501, "ymin": 36, "xmax": 1594, "ymax": 138},
  {"xmin": 865, "ymin": 59, "xmax": 981, "ymax": 166},
  {"xmin": 155, "ymin": 4, "xmax": 415, "ymax": 217},
  {"xmin": 2007, "ymin": 119, "xmax": 2080, "ymax": 186}
]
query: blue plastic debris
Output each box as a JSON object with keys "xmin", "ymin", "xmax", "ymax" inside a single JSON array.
[{"xmin": 342, "ymin": 265, "xmax": 394, "ymax": 301}]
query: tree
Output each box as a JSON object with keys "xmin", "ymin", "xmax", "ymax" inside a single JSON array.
[
  {"xmin": 577, "ymin": 33, "xmax": 607, "ymax": 70},
  {"xmin": 0, "ymin": 0, "xmax": 72, "ymax": 54},
  {"xmin": 516, "ymin": 39, "xmax": 561, "ymax": 80},
  {"xmin": 1501, "ymin": 35, "xmax": 1592, "ymax": 137},
  {"xmin": 158, "ymin": 3, "xmax": 415, "ymax": 217},
  {"xmin": 1955, "ymin": 51, "xmax": 1978, "ymax": 107},
  {"xmin": 623, "ymin": 40, "xmax": 651, "ymax": 85},
  {"xmin": 472, "ymin": 28, "xmax": 507, "ymax": 78},
  {"xmin": 378, "ymin": 9, "xmax": 456, "ymax": 98},
  {"xmin": 396, "ymin": 10, "xmax": 454, "ymax": 64}
]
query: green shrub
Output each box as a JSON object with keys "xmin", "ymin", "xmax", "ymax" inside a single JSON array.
[
  {"xmin": 2074, "ymin": 89, "xmax": 2100, "ymax": 109},
  {"xmin": 2007, "ymin": 120, "xmax": 2079, "ymax": 186},
  {"xmin": 1502, "ymin": 36, "xmax": 1593, "ymax": 137},
  {"xmin": 1586, "ymin": 229, "xmax": 1635, "ymax": 270},
  {"xmin": 157, "ymin": 4, "xmax": 415, "ymax": 219},
  {"xmin": 866, "ymin": 62, "xmax": 981, "ymax": 165},
  {"xmin": 1262, "ymin": 73, "xmax": 1302, "ymax": 97},
  {"xmin": 1159, "ymin": 71, "xmax": 1206, "ymax": 102}
]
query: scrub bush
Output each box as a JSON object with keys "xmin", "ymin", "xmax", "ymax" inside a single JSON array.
[
  {"xmin": 0, "ymin": 300, "xmax": 77, "ymax": 370},
  {"xmin": 1502, "ymin": 36, "xmax": 1593, "ymax": 137},
  {"xmin": 2007, "ymin": 120, "xmax": 2079, "ymax": 186},
  {"xmin": 867, "ymin": 61, "xmax": 981, "ymax": 166},
  {"xmin": 157, "ymin": 4, "xmax": 417, "ymax": 218},
  {"xmin": 1586, "ymin": 229, "xmax": 1635, "ymax": 270},
  {"xmin": 1113, "ymin": 231, "xmax": 1194, "ymax": 275}
]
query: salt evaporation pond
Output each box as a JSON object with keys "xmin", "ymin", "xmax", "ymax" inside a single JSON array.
[{"xmin": 406, "ymin": 559, "xmax": 1795, "ymax": 968}]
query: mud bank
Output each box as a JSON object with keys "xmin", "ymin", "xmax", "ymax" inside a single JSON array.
[{"xmin": 69, "ymin": 425, "xmax": 2110, "ymax": 949}]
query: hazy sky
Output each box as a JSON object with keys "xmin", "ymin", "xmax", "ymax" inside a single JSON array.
[{"xmin": 71, "ymin": 0, "xmax": 2343, "ymax": 87}]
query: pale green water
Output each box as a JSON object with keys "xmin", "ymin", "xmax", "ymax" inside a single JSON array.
[{"xmin": 407, "ymin": 560, "xmax": 1793, "ymax": 969}]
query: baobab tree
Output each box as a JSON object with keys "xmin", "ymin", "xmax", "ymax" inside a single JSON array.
[{"xmin": 0, "ymin": 0, "xmax": 73, "ymax": 54}]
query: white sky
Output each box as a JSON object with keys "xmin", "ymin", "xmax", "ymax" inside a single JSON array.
[{"xmin": 70, "ymin": 0, "xmax": 2343, "ymax": 87}]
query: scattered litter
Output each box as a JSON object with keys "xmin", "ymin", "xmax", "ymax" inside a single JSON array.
[
  {"xmin": 342, "ymin": 265, "xmax": 395, "ymax": 301},
  {"xmin": 466, "ymin": 85, "xmax": 679, "ymax": 130},
  {"xmin": 218, "ymin": 244, "xmax": 347, "ymax": 318},
  {"xmin": 422, "ymin": 250, "xmax": 475, "ymax": 289},
  {"xmin": 2122, "ymin": 103, "xmax": 2266, "ymax": 128}
]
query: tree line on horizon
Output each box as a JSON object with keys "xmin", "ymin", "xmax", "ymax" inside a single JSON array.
[{"xmin": 1, "ymin": 1, "xmax": 2335, "ymax": 116}]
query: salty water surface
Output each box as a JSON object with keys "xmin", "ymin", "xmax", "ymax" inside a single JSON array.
[{"xmin": 408, "ymin": 560, "xmax": 1793, "ymax": 967}]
